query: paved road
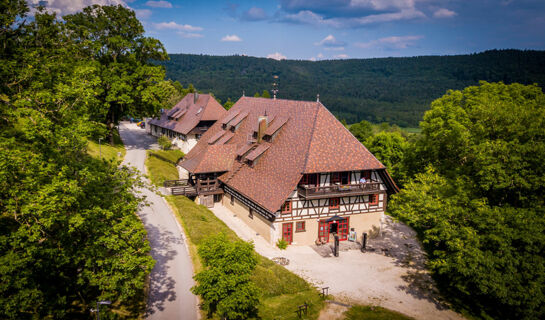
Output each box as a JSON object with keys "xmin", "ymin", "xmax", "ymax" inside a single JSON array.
[{"xmin": 119, "ymin": 122, "xmax": 197, "ymax": 320}]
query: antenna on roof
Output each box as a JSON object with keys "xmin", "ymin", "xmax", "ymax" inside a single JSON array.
[
  {"xmin": 272, "ymin": 75, "xmax": 279, "ymax": 100},
  {"xmin": 317, "ymin": 94, "xmax": 320, "ymax": 102}
]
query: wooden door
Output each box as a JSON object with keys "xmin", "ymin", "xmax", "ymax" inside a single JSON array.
[
  {"xmin": 318, "ymin": 220, "xmax": 329, "ymax": 243},
  {"xmin": 282, "ymin": 223, "xmax": 293, "ymax": 244},
  {"xmin": 338, "ymin": 218, "xmax": 350, "ymax": 241}
]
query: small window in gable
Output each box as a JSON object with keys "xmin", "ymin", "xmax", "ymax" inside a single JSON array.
[{"xmin": 281, "ymin": 201, "xmax": 292, "ymax": 214}]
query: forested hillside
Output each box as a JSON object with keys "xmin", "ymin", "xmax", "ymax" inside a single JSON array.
[{"xmin": 158, "ymin": 50, "xmax": 545, "ymax": 127}]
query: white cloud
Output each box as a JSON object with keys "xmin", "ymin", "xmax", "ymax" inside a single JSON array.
[
  {"xmin": 315, "ymin": 34, "xmax": 346, "ymax": 47},
  {"xmin": 267, "ymin": 52, "xmax": 287, "ymax": 60},
  {"xmin": 280, "ymin": 10, "xmax": 341, "ymax": 27},
  {"xmin": 27, "ymin": 0, "xmax": 127, "ymax": 15},
  {"xmin": 355, "ymin": 35, "xmax": 423, "ymax": 49},
  {"xmin": 349, "ymin": 8, "xmax": 425, "ymax": 25},
  {"xmin": 178, "ymin": 32, "xmax": 203, "ymax": 38},
  {"xmin": 333, "ymin": 54, "xmax": 349, "ymax": 59},
  {"xmin": 153, "ymin": 21, "xmax": 203, "ymax": 31},
  {"xmin": 134, "ymin": 9, "xmax": 152, "ymax": 19},
  {"xmin": 145, "ymin": 1, "xmax": 172, "ymax": 8},
  {"xmin": 278, "ymin": 0, "xmax": 427, "ymax": 27},
  {"xmin": 221, "ymin": 34, "xmax": 242, "ymax": 42},
  {"xmin": 242, "ymin": 7, "xmax": 268, "ymax": 21},
  {"xmin": 433, "ymin": 8, "xmax": 457, "ymax": 18}
]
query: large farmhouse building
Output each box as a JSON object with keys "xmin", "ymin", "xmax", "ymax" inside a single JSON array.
[
  {"xmin": 178, "ymin": 97, "xmax": 398, "ymax": 246},
  {"xmin": 148, "ymin": 93, "xmax": 226, "ymax": 153}
]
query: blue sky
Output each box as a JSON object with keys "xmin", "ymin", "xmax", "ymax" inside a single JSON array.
[{"xmin": 33, "ymin": 0, "xmax": 545, "ymax": 60}]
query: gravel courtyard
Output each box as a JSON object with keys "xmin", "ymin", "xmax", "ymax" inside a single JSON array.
[{"xmin": 210, "ymin": 204, "xmax": 464, "ymax": 320}]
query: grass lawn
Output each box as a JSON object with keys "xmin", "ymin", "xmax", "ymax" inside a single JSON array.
[
  {"xmin": 145, "ymin": 149, "xmax": 185, "ymax": 186},
  {"xmin": 400, "ymin": 127, "xmax": 421, "ymax": 134},
  {"xmin": 343, "ymin": 305, "xmax": 415, "ymax": 320},
  {"xmin": 165, "ymin": 196, "xmax": 324, "ymax": 320},
  {"xmin": 87, "ymin": 130, "xmax": 126, "ymax": 161}
]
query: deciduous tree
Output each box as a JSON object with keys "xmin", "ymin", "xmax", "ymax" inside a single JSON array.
[
  {"xmin": 64, "ymin": 5, "xmax": 170, "ymax": 144},
  {"xmin": 192, "ymin": 234, "xmax": 260, "ymax": 320}
]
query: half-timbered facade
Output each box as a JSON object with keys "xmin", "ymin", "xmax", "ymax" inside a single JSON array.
[
  {"xmin": 179, "ymin": 96, "xmax": 398, "ymax": 245},
  {"xmin": 148, "ymin": 93, "xmax": 226, "ymax": 153}
]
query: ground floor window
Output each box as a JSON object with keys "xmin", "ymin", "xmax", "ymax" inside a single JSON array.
[{"xmin": 296, "ymin": 221, "xmax": 305, "ymax": 232}]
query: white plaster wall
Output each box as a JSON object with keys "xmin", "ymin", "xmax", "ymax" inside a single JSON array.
[{"xmin": 172, "ymin": 135, "xmax": 198, "ymax": 154}]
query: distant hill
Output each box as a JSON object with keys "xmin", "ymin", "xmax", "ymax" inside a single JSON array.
[{"xmin": 158, "ymin": 50, "xmax": 545, "ymax": 127}]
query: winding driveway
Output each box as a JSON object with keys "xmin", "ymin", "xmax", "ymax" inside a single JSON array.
[{"xmin": 119, "ymin": 122, "xmax": 198, "ymax": 320}]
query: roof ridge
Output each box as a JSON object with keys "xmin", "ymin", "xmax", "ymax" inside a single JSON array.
[{"xmin": 301, "ymin": 102, "xmax": 321, "ymax": 173}]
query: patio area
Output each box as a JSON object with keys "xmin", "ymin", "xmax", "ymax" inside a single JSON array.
[{"xmin": 209, "ymin": 203, "xmax": 464, "ymax": 320}]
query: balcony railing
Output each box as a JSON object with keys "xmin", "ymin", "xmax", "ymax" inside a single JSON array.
[
  {"xmin": 297, "ymin": 182, "xmax": 380, "ymax": 199},
  {"xmin": 164, "ymin": 179, "xmax": 189, "ymax": 188}
]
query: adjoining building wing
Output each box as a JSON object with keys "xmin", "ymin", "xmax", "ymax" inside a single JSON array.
[{"xmin": 147, "ymin": 93, "xmax": 226, "ymax": 153}]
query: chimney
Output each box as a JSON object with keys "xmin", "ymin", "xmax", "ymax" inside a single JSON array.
[
  {"xmin": 194, "ymin": 92, "xmax": 199, "ymax": 104},
  {"xmin": 257, "ymin": 115, "xmax": 268, "ymax": 143}
]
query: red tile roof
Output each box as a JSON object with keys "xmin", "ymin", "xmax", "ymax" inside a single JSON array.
[
  {"xmin": 181, "ymin": 97, "xmax": 390, "ymax": 214},
  {"xmin": 148, "ymin": 93, "xmax": 226, "ymax": 135},
  {"xmin": 182, "ymin": 144, "xmax": 236, "ymax": 174}
]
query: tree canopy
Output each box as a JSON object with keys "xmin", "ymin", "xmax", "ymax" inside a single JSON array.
[
  {"xmin": 157, "ymin": 50, "xmax": 545, "ymax": 127},
  {"xmin": 192, "ymin": 233, "xmax": 260, "ymax": 320},
  {"xmin": 389, "ymin": 82, "xmax": 545, "ymax": 319},
  {"xmin": 0, "ymin": 3, "xmax": 161, "ymax": 318},
  {"xmin": 64, "ymin": 4, "xmax": 172, "ymax": 144}
]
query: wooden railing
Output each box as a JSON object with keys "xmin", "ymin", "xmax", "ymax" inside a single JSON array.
[
  {"xmin": 164, "ymin": 177, "xmax": 222, "ymax": 196},
  {"xmin": 297, "ymin": 182, "xmax": 380, "ymax": 199},
  {"xmin": 171, "ymin": 185, "xmax": 197, "ymax": 196},
  {"xmin": 164, "ymin": 179, "xmax": 189, "ymax": 188}
]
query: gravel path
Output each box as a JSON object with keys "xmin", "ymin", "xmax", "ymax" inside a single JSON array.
[
  {"xmin": 210, "ymin": 204, "xmax": 464, "ymax": 320},
  {"xmin": 119, "ymin": 122, "xmax": 198, "ymax": 320}
]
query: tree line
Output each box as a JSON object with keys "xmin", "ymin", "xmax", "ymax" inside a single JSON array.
[
  {"xmin": 356, "ymin": 82, "xmax": 545, "ymax": 319},
  {"xmin": 157, "ymin": 50, "xmax": 545, "ymax": 127},
  {"xmin": 0, "ymin": 2, "xmax": 174, "ymax": 318}
]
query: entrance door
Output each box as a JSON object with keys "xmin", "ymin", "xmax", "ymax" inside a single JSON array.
[
  {"xmin": 338, "ymin": 217, "xmax": 350, "ymax": 241},
  {"xmin": 318, "ymin": 220, "xmax": 329, "ymax": 243},
  {"xmin": 282, "ymin": 223, "xmax": 293, "ymax": 244},
  {"xmin": 318, "ymin": 218, "xmax": 349, "ymax": 242}
]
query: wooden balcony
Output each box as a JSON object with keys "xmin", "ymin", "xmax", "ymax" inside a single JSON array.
[
  {"xmin": 297, "ymin": 182, "xmax": 380, "ymax": 200},
  {"xmin": 196, "ymin": 177, "xmax": 223, "ymax": 195}
]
